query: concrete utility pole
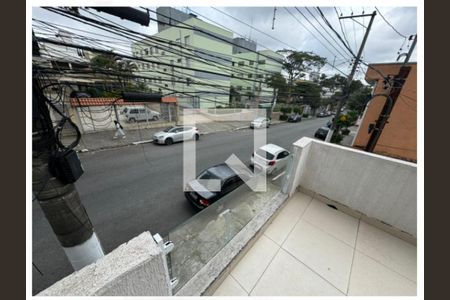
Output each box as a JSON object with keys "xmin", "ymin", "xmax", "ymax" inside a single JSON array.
[
  {"xmin": 365, "ymin": 66, "xmax": 411, "ymax": 152},
  {"xmin": 325, "ymin": 11, "xmax": 377, "ymax": 142},
  {"xmin": 404, "ymin": 34, "xmax": 417, "ymax": 63},
  {"xmin": 33, "ymin": 78, "xmax": 104, "ymax": 271}
]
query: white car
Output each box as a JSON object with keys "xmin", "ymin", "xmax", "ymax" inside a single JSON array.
[
  {"xmin": 124, "ymin": 106, "xmax": 161, "ymax": 122},
  {"xmin": 250, "ymin": 117, "xmax": 271, "ymax": 129},
  {"xmin": 250, "ymin": 144, "xmax": 291, "ymax": 174},
  {"xmin": 152, "ymin": 126, "xmax": 199, "ymax": 145}
]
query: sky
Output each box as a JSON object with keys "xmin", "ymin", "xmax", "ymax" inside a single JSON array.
[{"xmin": 32, "ymin": 5, "xmax": 417, "ymax": 81}]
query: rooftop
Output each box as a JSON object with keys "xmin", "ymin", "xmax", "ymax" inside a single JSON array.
[{"xmin": 213, "ymin": 191, "xmax": 417, "ymax": 296}]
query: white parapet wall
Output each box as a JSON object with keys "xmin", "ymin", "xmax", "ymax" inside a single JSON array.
[
  {"xmin": 38, "ymin": 232, "xmax": 172, "ymax": 296},
  {"xmin": 286, "ymin": 137, "xmax": 417, "ymax": 237}
]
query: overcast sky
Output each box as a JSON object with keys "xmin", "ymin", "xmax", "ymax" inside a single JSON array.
[{"xmin": 32, "ymin": 6, "xmax": 417, "ymax": 80}]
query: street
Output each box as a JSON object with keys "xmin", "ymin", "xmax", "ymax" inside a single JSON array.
[{"xmin": 32, "ymin": 117, "xmax": 330, "ymax": 294}]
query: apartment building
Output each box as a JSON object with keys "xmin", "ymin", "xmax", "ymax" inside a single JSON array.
[
  {"xmin": 131, "ymin": 7, "xmax": 283, "ymax": 109},
  {"xmin": 132, "ymin": 7, "xmax": 233, "ymax": 108}
]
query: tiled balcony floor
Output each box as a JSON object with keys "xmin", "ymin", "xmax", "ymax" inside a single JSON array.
[{"xmin": 213, "ymin": 192, "xmax": 417, "ymax": 296}]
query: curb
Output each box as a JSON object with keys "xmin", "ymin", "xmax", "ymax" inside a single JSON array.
[{"xmin": 77, "ymin": 119, "xmax": 324, "ymax": 153}]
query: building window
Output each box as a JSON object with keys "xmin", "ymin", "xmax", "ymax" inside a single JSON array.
[
  {"xmin": 152, "ymin": 63, "xmax": 155, "ymax": 69},
  {"xmin": 186, "ymin": 58, "xmax": 191, "ymax": 67},
  {"xmin": 163, "ymin": 68, "xmax": 167, "ymax": 72},
  {"xmin": 177, "ymin": 58, "xmax": 182, "ymax": 63},
  {"xmin": 176, "ymin": 38, "xmax": 181, "ymax": 44},
  {"xmin": 249, "ymin": 61, "xmax": 254, "ymax": 66},
  {"xmin": 238, "ymin": 61, "xmax": 244, "ymax": 66},
  {"xmin": 247, "ymin": 87, "xmax": 251, "ymax": 91},
  {"xmin": 145, "ymin": 48, "xmax": 149, "ymax": 55},
  {"xmin": 161, "ymin": 50, "xmax": 165, "ymax": 55},
  {"xmin": 248, "ymin": 74, "xmax": 253, "ymax": 78},
  {"xmin": 258, "ymin": 60, "xmax": 266, "ymax": 65},
  {"xmin": 184, "ymin": 35, "xmax": 190, "ymax": 45},
  {"xmin": 232, "ymin": 62, "xmax": 235, "ymax": 66},
  {"xmin": 237, "ymin": 86, "xmax": 242, "ymax": 91},
  {"xmin": 231, "ymin": 74, "xmax": 234, "ymax": 78},
  {"xmin": 170, "ymin": 59, "xmax": 174, "ymax": 65},
  {"xmin": 159, "ymin": 77, "xmax": 162, "ymax": 83},
  {"xmin": 155, "ymin": 46, "xmax": 159, "ymax": 54},
  {"xmin": 257, "ymin": 74, "xmax": 264, "ymax": 79},
  {"xmin": 150, "ymin": 47, "xmax": 153, "ymax": 55}
]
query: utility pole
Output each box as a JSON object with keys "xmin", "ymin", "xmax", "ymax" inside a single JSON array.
[
  {"xmin": 270, "ymin": 87, "xmax": 278, "ymax": 119},
  {"xmin": 404, "ymin": 34, "xmax": 417, "ymax": 63},
  {"xmin": 33, "ymin": 77, "xmax": 104, "ymax": 271},
  {"xmin": 325, "ymin": 11, "xmax": 377, "ymax": 142},
  {"xmin": 365, "ymin": 66, "xmax": 411, "ymax": 152}
]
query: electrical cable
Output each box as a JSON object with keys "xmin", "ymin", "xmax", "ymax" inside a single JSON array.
[{"xmin": 375, "ymin": 7, "xmax": 408, "ymax": 39}]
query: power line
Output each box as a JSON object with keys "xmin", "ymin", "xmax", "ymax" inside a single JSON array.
[
  {"xmin": 334, "ymin": 7, "xmax": 353, "ymax": 53},
  {"xmin": 282, "ymin": 8, "xmax": 349, "ymax": 77},
  {"xmin": 210, "ymin": 7, "xmax": 297, "ymax": 50},
  {"xmin": 293, "ymin": 7, "xmax": 352, "ymax": 62},
  {"xmin": 304, "ymin": 7, "xmax": 353, "ymax": 58},
  {"xmin": 375, "ymin": 7, "xmax": 408, "ymax": 39}
]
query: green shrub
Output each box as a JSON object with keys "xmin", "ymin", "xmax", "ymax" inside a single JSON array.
[
  {"xmin": 293, "ymin": 107, "xmax": 303, "ymax": 114},
  {"xmin": 341, "ymin": 128, "xmax": 350, "ymax": 135},
  {"xmin": 280, "ymin": 107, "xmax": 292, "ymax": 115},
  {"xmin": 331, "ymin": 133, "xmax": 343, "ymax": 144},
  {"xmin": 279, "ymin": 114, "xmax": 288, "ymax": 121},
  {"xmin": 302, "ymin": 113, "xmax": 309, "ymax": 118}
]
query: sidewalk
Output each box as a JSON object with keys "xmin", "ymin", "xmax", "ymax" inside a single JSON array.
[
  {"xmin": 340, "ymin": 125, "xmax": 359, "ymax": 147},
  {"xmin": 63, "ymin": 119, "xmax": 284, "ymax": 152}
]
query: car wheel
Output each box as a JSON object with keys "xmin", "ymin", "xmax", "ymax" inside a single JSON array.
[
  {"xmin": 128, "ymin": 118, "xmax": 136, "ymax": 123},
  {"xmin": 152, "ymin": 115, "xmax": 159, "ymax": 121},
  {"xmin": 195, "ymin": 134, "xmax": 199, "ymax": 141},
  {"xmin": 165, "ymin": 138, "xmax": 173, "ymax": 145}
]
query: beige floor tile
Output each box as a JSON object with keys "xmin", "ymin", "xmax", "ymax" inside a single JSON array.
[
  {"xmin": 356, "ymin": 221, "xmax": 417, "ymax": 282},
  {"xmin": 348, "ymin": 251, "xmax": 416, "ymax": 296},
  {"xmin": 303, "ymin": 199, "xmax": 359, "ymax": 246},
  {"xmin": 282, "ymin": 220, "xmax": 354, "ymax": 293},
  {"xmin": 264, "ymin": 192, "xmax": 312, "ymax": 246},
  {"xmin": 213, "ymin": 275, "xmax": 248, "ymax": 296},
  {"xmin": 230, "ymin": 235, "xmax": 279, "ymax": 293},
  {"xmin": 250, "ymin": 248, "xmax": 344, "ymax": 296}
]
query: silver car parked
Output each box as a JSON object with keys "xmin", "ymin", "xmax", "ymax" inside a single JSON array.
[{"xmin": 152, "ymin": 126, "xmax": 200, "ymax": 145}]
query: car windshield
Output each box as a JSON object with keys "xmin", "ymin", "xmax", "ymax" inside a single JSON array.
[
  {"xmin": 254, "ymin": 118, "xmax": 265, "ymax": 122},
  {"xmin": 256, "ymin": 149, "xmax": 275, "ymax": 160},
  {"xmin": 198, "ymin": 170, "xmax": 220, "ymax": 180},
  {"xmin": 163, "ymin": 127, "xmax": 175, "ymax": 132}
]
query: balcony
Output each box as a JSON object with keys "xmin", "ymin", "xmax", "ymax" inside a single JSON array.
[
  {"xmin": 212, "ymin": 191, "xmax": 416, "ymax": 296},
  {"xmin": 39, "ymin": 137, "xmax": 417, "ymax": 296}
]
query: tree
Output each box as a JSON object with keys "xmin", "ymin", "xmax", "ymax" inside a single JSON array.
[
  {"xmin": 320, "ymin": 74, "xmax": 347, "ymax": 94},
  {"xmin": 347, "ymin": 85, "xmax": 373, "ymax": 114},
  {"xmin": 90, "ymin": 54, "xmax": 139, "ymax": 94},
  {"xmin": 265, "ymin": 72, "xmax": 288, "ymax": 102},
  {"xmin": 293, "ymin": 81, "xmax": 322, "ymax": 114},
  {"xmin": 277, "ymin": 50, "xmax": 326, "ymax": 103}
]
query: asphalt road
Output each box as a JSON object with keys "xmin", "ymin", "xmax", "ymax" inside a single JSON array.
[{"xmin": 32, "ymin": 117, "xmax": 331, "ymax": 294}]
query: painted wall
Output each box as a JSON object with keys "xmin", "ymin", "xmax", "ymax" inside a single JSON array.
[
  {"xmin": 287, "ymin": 138, "xmax": 417, "ymax": 237},
  {"xmin": 353, "ymin": 63, "xmax": 417, "ymax": 161},
  {"xmin": 132, "ymin": 16, "xmax": 233, "ymax": 108},
  {"xmin": 39, "ymin": 232, "xmax": 172, "ymax": 296}
]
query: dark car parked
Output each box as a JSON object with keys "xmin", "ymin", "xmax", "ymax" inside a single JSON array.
[
  {"xmin": 287, "ymin": 114, "xmax": 302, "ymax": 122},
  {"xmin": 317, "ymin": 112, "xmax": 327, "ymax": 118},
  {"xmin": 185, "ymin": 163, "xmax": 247, "ymax": 210},
  {"xmin": 314, "ymin": 127, "xmax": 330, "ymax": 140}
]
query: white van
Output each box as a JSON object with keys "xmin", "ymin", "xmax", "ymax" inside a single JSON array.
[{"xmin": 123, "ymin": 106, "xmax": 161, "ymax": 122}]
